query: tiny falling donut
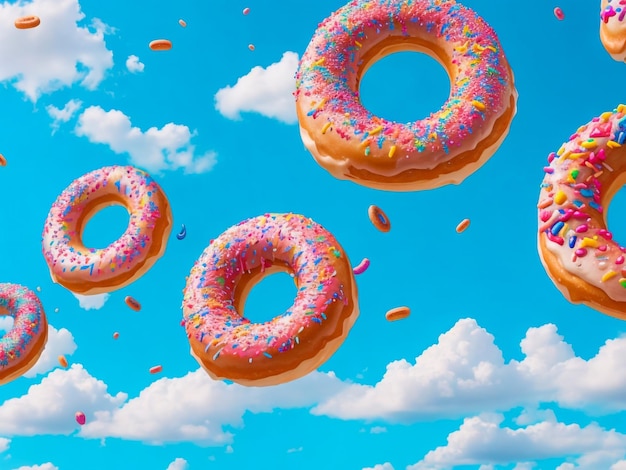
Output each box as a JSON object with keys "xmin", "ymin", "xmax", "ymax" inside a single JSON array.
[
  {"xmin": 0, "ymin": 154, "xmax": 6, "ymax": 166},
  {"xmin": 554, "ymin": 7, "xmax": 565, "ymax": 21},
  {"xmin": 124, "ymin": 296, "xmax": 141, "ymax": 311},
  {"xmin": 179, "ymin": 19, "xmax": 187, "ymax": 27},
  {"xmin": 456, "ymin": 218, "xmax": 471, "ymax": 233},
  {"xmin": 41, "ymin": 165, "xmax": 173, "ymax": 295},
  {"xmin": 385, "ymin": 306, "xmax": 411, "ymax": 322},
  {"xmin": 295, "ymin": 0, "xmax": 517, "ymax": 191},
  {"xmin": 368, "ymin": 205, "xmax": 391, "ymax": 232},
  {"xmin": 182, "ymin": 213, "xmax": 360, "ymax": 387},
  {"xmin": 149, "ymin": 39, "xmax": 172, "ymax": 51},
  {"xmin": 14, "ymin": 15, "xmax": 40, "ymax": 29},
  {"xmin": 0, "ymin": 283, "xmax": 48, "ymax": 385},
  {"xmin": 149, "ymin": 365, "xmax": 163, "ymax": 374},
  {"xmin": 537, "ymin": 104, "xmax": 626, "ymax": 319}
]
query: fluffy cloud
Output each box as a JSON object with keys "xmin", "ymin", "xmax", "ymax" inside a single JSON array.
[
  {"xmin": 125, "ymin": 55, "xmax": 144, "ymax": 73},
  {"xmin": 23, "ymin": 325, "xmax": 77, "ymax": 378},
  {"xmin": 13, "ymin": 465, "xmax": 59, "ymax": 470},
  {"xmin": 312, "ymin": 319, "xmax": 626, "ymax": 421},
  {"xmin": 165, "ymin": 458, "xmax": 188, "ymax": 470},
  {"xmin": 363, "ymin": 464, "xmax": 395, "ymax": 470},
  {"xmin": 0, "ymin": 365, "xmax": 126, "ymax": 436},
  {"xmin": 72, "ymin": 293, "xmax": 109, "ymax": 310},
  {"xmin": 408, "ymin": 413, "xmax": 626, "ymax": 470},
  {"xmin": 214, "ymin": 51, "xmax": 299, "ymax": 124},
  {"xmin": 0, "ymin": 437, "xmax": 9, "ymax": 453},
  {"xmin": 78, "ymin": 368, "xmax": 346, "ymax": 446},
  {"xmin": 0, "ymin": 0, "xmax": 113, "ymax": 101},
  {"xmin": 46, "ymin": 99, "xmax": 83, "ymax": 133},
  {"xmin": 75, "ymin": 106, "xmax": 217, "ymax": 174}
]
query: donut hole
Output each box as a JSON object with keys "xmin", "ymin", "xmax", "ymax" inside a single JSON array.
[
  {"xmin": 358, "ymin": 51, "xmax": 450, "ymax": 123},
  {"xmin": 606, "ymin": 185, "xmax": 626, "ymax": 240},
  {"xmin": 81, "ymin": 204, "xmax": 130, "ymax": 249},
  {"xmin": 0, "ymin": 315, "xmax": 14, "ymax": 335},
  {"xmin": 240, "ymin": 271, "xmax": 298, "ymax": 324}
]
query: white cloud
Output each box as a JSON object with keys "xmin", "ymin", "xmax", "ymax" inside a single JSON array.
[
  {"xmin": 0, "ymin": 0, "xmax": 113, "ymax": 101},
  {"xmin": 408, "ymin": 413, "xmax": 626, "ymax": 470},
  {"xmin": 312, "ymin": 319, "xmax": 626, "ymax": 421},
  {"xmin": 126, "ymin": 55, "xmax": 144, "ymax": 73},
  {"xmin": 46, "ymin": 99, "xmax": 83, "ymax": 133},
  {"xmin": 0, "ymin": 437, "xmax": 9, "ymax": 453},
  {"xmin": 0, "ymin": 365, "xmax": 127, "ymax": 436},
  {"xmin": 165, "ymin": 458, "xmax": 188, "ymax": 470},
  {"xmin": 370, "ymin": 426, "xmax": 387, "ymax": 434},
  {"xmin": 75, "ymin": 106, "xmax": 217, "ymax": 174},
  {"xmin": 23, "ymin": 325, "xmax": 77, "ymax": 378},
  {"xmin": 225, "ymin": 445, "xmax": 233, "ymax": 454},
  {"xmin": 78, "ymin": 368, "xmax": 346, "ymax": 446},
  {"xmin": 215, "ymin": 51, "xmax": 299, "ymax": 124},
  {"xmin": 12, "ymin": 463, "xmax": 58, "ymax": 470},
  {"xmin": 363, "ymin": 464, "xmax": 394, "ymax": 470},
  {"xmin": 512, "ymin": 464, "xmax": 537, "ymax": 470},
  {"xmin": 287, "ymin": 446, "xmax": 303, "ymax": 453},
  {"xmin": 72, "ymin": 293, "xmax": 109, "ymax": 310}
]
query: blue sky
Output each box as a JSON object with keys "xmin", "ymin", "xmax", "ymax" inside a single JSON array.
[{"xmin": 1, "ymin": 0, "xmax": 626, "ymax": 469}]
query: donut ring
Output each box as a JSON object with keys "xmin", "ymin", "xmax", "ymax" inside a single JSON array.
[
  {"xmin": 149, "ymin": 39, "xmax": 172, "ymax": 51},
  {"xmin": 385, "ymin": 306, "xmax": 411, "ymax": 322},
  {"xmin": 600, "ymin": 0, "xmax": 626, "ymax": 61},
  {"xmin": 295, "ymin": 0, "xmax": 517, "ymax": 192},
  {"xmin": 14, "ymin": 16, "xmax": 40, "ymax": 30},
  {"xmin": 42, "ymin": 166, "xmax": 173, "ymax": 295},
  {"xmin": 538, "ymin": 104, "xmax": 626, "ymax": 320},
  {"xmin": 368, "ymin": 205, "xmax": 391, "ymax": 232},
  {"xmin": 0, "ymin": 283, "xmax": 48, "ymax": 385},
  {"xmin": 182, "ymin": 213, "xmax": 359, "ymax": 387}
]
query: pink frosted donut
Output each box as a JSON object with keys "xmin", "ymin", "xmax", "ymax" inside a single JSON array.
[
  {"xmin": 182, "ymin": 213, "xmax": 359, "ymax": 387},
  {"xmin": 42, "ymin": 166, "xmax": 172, "ymax": 295},
  {"xmin": 295, "ymin": 0, "xmax": 518, "ymax": 191},
  {"xmin": 0, "ymin": 283, "xmax": 48, "ymax": 385}
]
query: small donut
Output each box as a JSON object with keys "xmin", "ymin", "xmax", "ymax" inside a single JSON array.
[
  {"xmin": 124, "ymin": 296, "xmax": 141, "ymax": 311},
  {"xmin": 178, "ymin": 19, "xmax": 187, "ymax": 28},
  {"xmin": 600, "ymin": 0, "xmax": 626, "ymax": 61},
  {"xmin": 0, "ymin": 154, "xmax": 6, "ymax": 166},
  {"xmin": 456, "ymin": 218, "xmax": 471, "ymax": 233},
  {"xmin": 538, "ymin": 104, "xmax": 626, "ymax": 319},
  {"xmin": 554, "ymin": 7, "xmax": 565, "ymax": 21},
  {"xmin": 42, "ymin": 166, "xmax": 173, "ymax": 295},
  {"xmin": 182, "ymin": 213, "xmax": 359, "ymax": 387},
  {"xmin": 368, "ymin": 205, "xmax": 391, "ymax": 232},
  {"xmin": 14, "ymin": 16, "xmax": 40, "ymax": 30},
  {"xmin": 149, "ymin": 365, "xmax": 163, "ymax": 374},
  {"xmin": 385, "ymin": 306, "xmax": 411, "ymax": 322},
  {"xmin": 0, "ymin": 283, "xmax": 48, "ymax": 385},
  {"xmin": 149, "ymin": 39, "xmax": 172, "ymax": 51},
  {"xmin": 295, "ymin": 0, "xmax": 517, "ymax": 192}
]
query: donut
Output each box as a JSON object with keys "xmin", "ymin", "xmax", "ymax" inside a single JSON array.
[
  {"xmin": 456, "ymin": 218, "xmax": 471, "ymax": 233},
  {"xmin": 182, "ymin": 213, "xmax": 359, "ymax": 387},
  {"xmin": 14, "ymin": 16, "xmax": 40, "ymax": 30},
  {"xmin": 0, "ymin": 283, "xmax": 48, "ymax": 385},
  {"xmin": 385, "ymin": 306, "xmax": 411, "ymax": 322},
  {"xmin": 42, "ymin": 165, "xmax": 172, "ymax": 295},
  {"xmin": 124, "ymin": 296, "xmax": 141, "ymax": 311},
  {"xmin": 149, "ymin": 39, "xmax": 172, "ymax": 51},
  {"xmin": 368, "ymin": 205, "xmax": 391, "ymax": 232},
  {"xmin": 295, "ymin": 0, "xmax": 517, "ymax": 191},
  {"xmin": 537, "ymin": 104, "xmax": 626, "ymax": 319},
  {"xmin": 600, "ymin": 0, "xmax": 626, "ymax": 61}
]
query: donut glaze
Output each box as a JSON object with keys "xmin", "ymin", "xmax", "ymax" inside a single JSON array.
[
  {"xmin": 600, "ymin": 0, "xmax": 626, "ymax": 61},
  {"xmin": 295, "ymin": 0, "xmax": 517, "ymax": 191},
  {"xmin": 42, "ymin": 166, "xmax": 172, "ymax": 295},
  {"xmin": 0, "ymin": 283, "xmax": 48, "ymax": 385},
  {"xmin": 182, "ymin": 213, "xmax": 359, "ymax": 387},
  {"xmin": 538, "ymin": 104, "xmax": 626, "ymax": 319}
]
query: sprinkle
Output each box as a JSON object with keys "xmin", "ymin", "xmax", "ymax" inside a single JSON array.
[
  {"xmin": 554, "ymin": 191, "xmax": 567, "ymax": 205},
  {"xmin": 471, "ymin": 100, "xmax": 485, "ymax": 110},
  {"xmin": 322, "ymin": 122, "xmax": 332, "ymax": 134},
  {"xmin": 602, "ymin": 271, "xmax": 618, "ymax": 282},
  {"xmin": 388, "ymin": 145, "xmax": 397, "ymax": 158}
]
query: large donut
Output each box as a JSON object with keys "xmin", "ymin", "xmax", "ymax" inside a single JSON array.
[
  {"xmin": 0, "ymin": 283, "xmax": 48, "ymax": 385},
  {"xmin": 600, "ymin": 0, "xmax": 626, "ymax": 61},
  {"xmin": 42, "ymin": 166, "xmax": 172, "ymax": 295},
  {"xmin": 295, "ymin": 0, "xmax": 517, "ymax": 192},
  {"xmin": 182, "ymin": 213, "xmax": 359, "ymax": 387},
  {"xmin": 538, "ymin": 104, "xmax": 626, "ymax": 319}
]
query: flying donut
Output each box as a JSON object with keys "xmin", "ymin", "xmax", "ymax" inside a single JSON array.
[
  {"xmin": 182, "ymin": 213, "xmax": 359, "ymax": 387},
  {"xmin": 42, "ymin": 166, "xmax": 172, "ymax": 295},
  {"xmin": 600, "ymin": 0, "xmax": 626, "ymax": 61},
  {"xmin": 14, "ymin": 16, "xmax": 40, "ymax": 30},
  {"xmin": 0, "ymin": 283, "xmax": 48, "ymax": 385},
  {"xmin": 538, "ymin": 103, "xmax": 626, "ymax": 319},
  {"xmin": 295, "ymin": 0, "xmax": 517, "ymax": 191}
]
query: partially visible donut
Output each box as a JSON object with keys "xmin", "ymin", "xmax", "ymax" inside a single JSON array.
[{"xmin": 0, "ymin": 283, "xmax": 48, "ymax": 385}]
